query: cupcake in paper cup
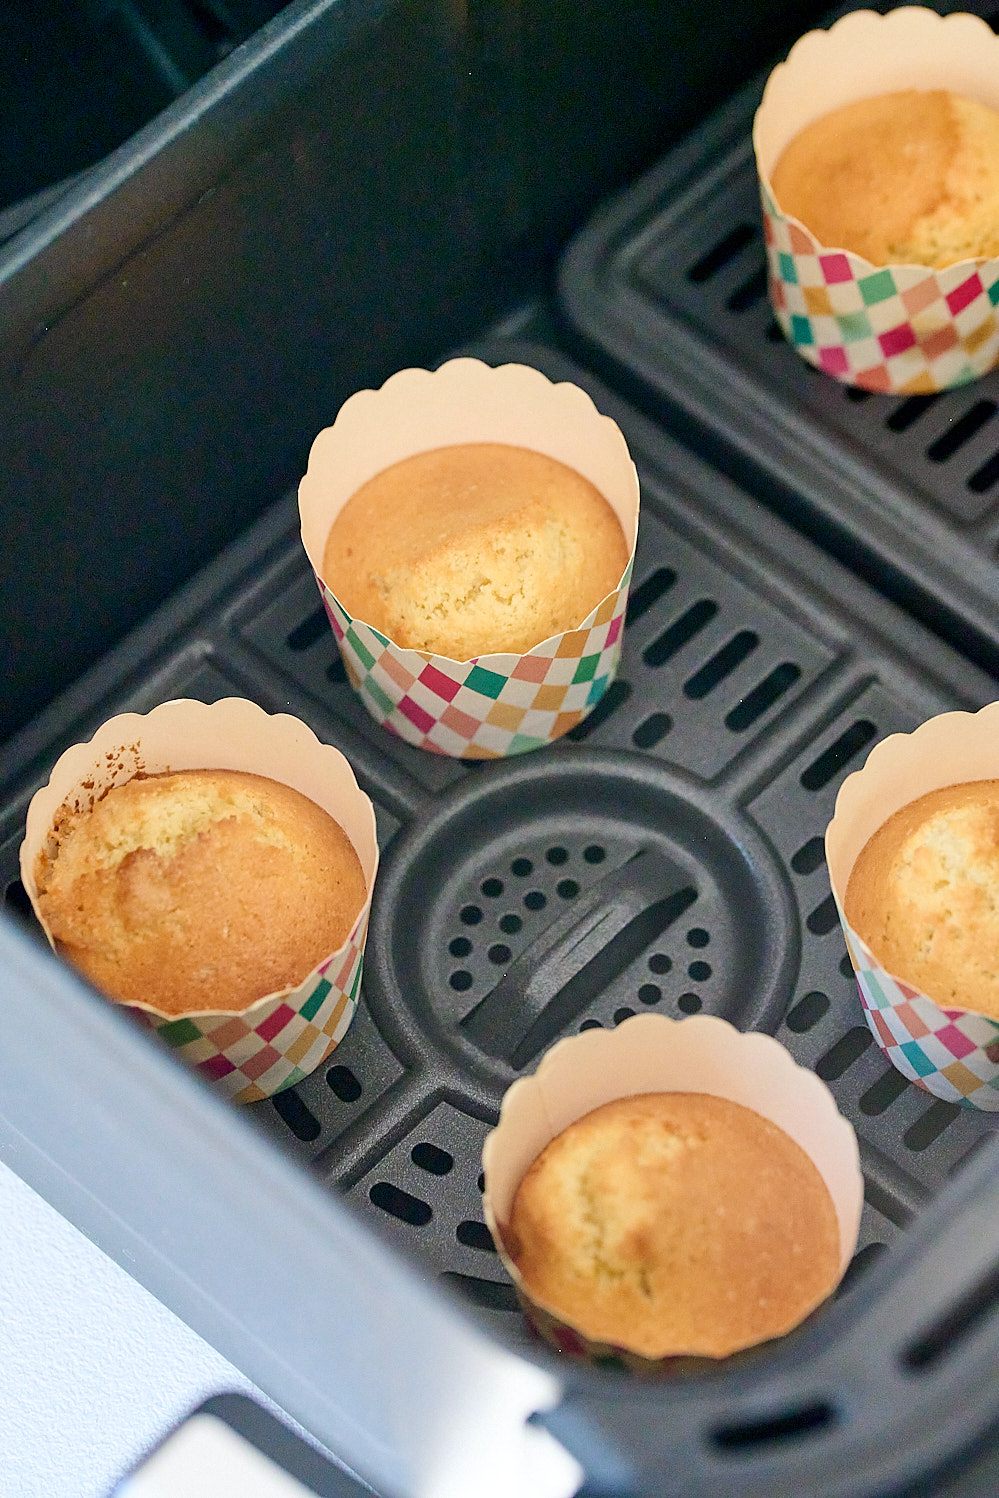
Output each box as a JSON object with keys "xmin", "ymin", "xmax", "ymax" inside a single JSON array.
[
  {"xmin": 753, "ymin": 8, "xmax": 999, "ymax": 392},
  {"xmin": 827, "ymin": 701, "xmax": 999, "ymax": 1111},
  {"xmin": 298, "ymin": 357, "xmax": 639, "ymax": 758},
  {"xmin": 20, "ymin": 697, "xmax": 378, "ymax": 1104},
  {"xmin": 481, "ymin": 1014, "xmax": 862, "ymax": 1373}
]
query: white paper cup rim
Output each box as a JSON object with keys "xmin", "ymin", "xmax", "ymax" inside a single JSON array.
[
  {"xmin": 19, "ymin": 696, "xmax": 379, "ymax": 1021},
  {"xmin": 753, "ymin": 7, "xmax": 999, "ymax": 275},
  {"xmin": 298, "ymin": 357, "xmax": 640, "ymax": 667},
  {"xmin": 825, "ymin": 701, "xmax": 999, "ymax": 1027},
  {"xmin": 483, "ymin": 1014, "xmax": 863, "ymax": 1283},
  {"xmin": 826, "ymin": 702, "xmax": 999, "ymax": 893}
]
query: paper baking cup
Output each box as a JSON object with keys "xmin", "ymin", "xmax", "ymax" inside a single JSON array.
[
  {"xmin": 753, "ymin": 8, "xmax": 999, "ymax": 392},
  {"xmin": 19, "ymin": 698, "xmax": 379, "ymax": 1104},
  {"xmin": 298, "ymin": 358, "xmax": 639, "ymax": 758},
  {"xmin": 827, "ymin": 701, "xmax": 999, "ymax": 1111},
  {"xmin": 481, "ymin": 1013, "xmax": 862, "ymax": 1371}
]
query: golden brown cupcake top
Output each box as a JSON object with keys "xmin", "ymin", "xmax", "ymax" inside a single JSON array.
[
  {"xmin": 771, "ymin": 90, "xmax": 999, "ymax": 268},
  {"xmin": 322, "ymin": 442, "xmax": 629, "ymax": 659},
  {"xmin": 507, "ymin": 1091, "xmax": 840, "ymax": 1360},
  {"xmin": 845, "ymin": 779, "xmax": 999, "ymax": 1019},
  {"xmin": 34, "ymin": 768, "xmax": 366, "ymax": 1016}
]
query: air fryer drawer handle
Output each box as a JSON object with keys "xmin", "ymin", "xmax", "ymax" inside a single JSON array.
[{"xmin": 459, "ymin": 847, "xmax": 697, "ymax": 1069}]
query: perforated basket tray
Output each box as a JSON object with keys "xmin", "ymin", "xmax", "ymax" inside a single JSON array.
[
  {"xmin": 2, "ymin": 341, "xmax": 997, "ymax": 1496},
  {"xmin": 558, "ymin": 0, "xmax": 999, "ymax": 680}
]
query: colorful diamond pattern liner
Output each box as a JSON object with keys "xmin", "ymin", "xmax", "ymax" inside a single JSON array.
[
  {"xmin": 836, "ymin": 904, "xmax": 999, "ymax": 1111},
  {"xmin": 761, "ymin": 184, "xmax": 999, "ymax": 392},
  {"xmin": 317, "ymin": 561, "xmax": 633, "ymax": 758},
  {"xmin": 135, "ymin": 920, "xmax": 368, "ymax": 1104}
]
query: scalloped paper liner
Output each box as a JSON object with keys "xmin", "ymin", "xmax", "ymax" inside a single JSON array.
[
  {"xmin": 481, "ymin": 1014, "xmax": 862, "ymax": 1370},
  {"xmin": 19, "ymin": 698, "xmax": 379, "ymax": 1104},
  {"xmin": 753, "ymin": 8, "xmax": 999, "ymax": 391},
  {"xmin": 298, "ymin": 358, "xmax": 640, "ymax": 758},
  {"xmin": 826, "ymin": 700, "xmax": 999, "ymax": 1111}
]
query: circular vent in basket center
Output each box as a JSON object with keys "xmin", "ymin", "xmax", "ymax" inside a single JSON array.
[{"xmin": 364, "ymin": 748, "xmax": 798, "ymax": 1110}]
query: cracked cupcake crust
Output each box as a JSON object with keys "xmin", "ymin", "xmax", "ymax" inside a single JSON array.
[
  {"xmin": 845, "ymin": 779, "xmax": 999, "ymax": 1019},
  {"xmin": 508, "ymin": 1091, "xmax": 840, "ymax": 1360},
  {"xmin": 34, "ymin": 768, "xmax": 367, "ymax": 1017},
  {"xmin": 322, "ymin": 442, "xmax": 629, "ymax": 659}
]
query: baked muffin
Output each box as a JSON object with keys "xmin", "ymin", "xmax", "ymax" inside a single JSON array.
[
  {"xmin": 771, "ymin": 90, "xmax": 999, "ymax": 268},
  {"xmin": 322, "ymin": 441, "xmax": 629, "ymax": 659},
  {"xmin": 508, "ymin": 1091, "xmax": 840, "ymax": 1360},
  {"xmin": 34, "ymin": 768, "xmax": 367, "ymax": 1016},
  {"xmin": 844, "ymin": 779, "xmax": 999, "ymax": 1020}
]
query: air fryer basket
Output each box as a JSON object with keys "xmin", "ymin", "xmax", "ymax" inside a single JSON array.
[
  {"xmin": 559, "ymin": 0, "xmax": 999, "ymax": 682},
  {"xmin": 3, "ymin": 343, "xmax": 999, "ymax": 1495}
]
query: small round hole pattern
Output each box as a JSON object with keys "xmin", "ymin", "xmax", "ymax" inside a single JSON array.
[
  {"xmin": 374, "ymin": 747, "xmax": 795, "ymax": 1156},
  {"xmin": 439, "ymin": 831, "xmax": 729, "ymax": 1036},
  {"xmin": 443, "ymin": 837, "xmax": 633, "ymax": 1014}
]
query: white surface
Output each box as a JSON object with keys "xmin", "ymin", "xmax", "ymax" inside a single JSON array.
[
  {"xmin": 117, "ymin": 1413, "xmax": 317, "ymax": 1496},
  {"xmin": 0, "ymin": 1157, "xmax": 283, "ymax": 1498},
  {"xmin": 0, "ymin": 1159, "xmax": 579, "ymax": 1498}
]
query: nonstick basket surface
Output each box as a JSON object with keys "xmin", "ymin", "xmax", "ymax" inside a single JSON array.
[
  {"xmin": 2, "ymin": 343, "xmax": 994, "ymax": 1382},
  {"xmin": 559, "ymin": 0, "xmax": 999, "ymax": 679}
]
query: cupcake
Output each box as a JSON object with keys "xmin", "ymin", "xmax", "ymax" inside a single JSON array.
[
  {"xmin": 508, "ymin": 1091, "xmax": 840, "ymax": 1361},
  {"xmin": 322, "ymin": 442, "xmax": 629, "ymax": 661},
  {"xmin": 482, "ymin": 1014, "xmax": 862, "ymax": 1370},
  {"xmin": 33, "ymin": 768, "xmax": 366, "ymax": 1018},
  {"xmin": 844, "ymin": 779, "xmax": 999, "ymax": 1021},
  {"xmin": 299, "ymin": 358, "xmax": 639, "ymax": 759},
  {"xmin": 771, "ymin": 90, "xmax": 999, "ymax": 270},
  {"xmin": 827, "ymin": 702, "xmax": 999, "ymax": 1110},
  {"xmin": 753, "ymin": 9, "xmax": 999, "ymax": 391},
  {"xmin": 20, "ymin": 698, "xmax": 379, "ymax": 1103}
]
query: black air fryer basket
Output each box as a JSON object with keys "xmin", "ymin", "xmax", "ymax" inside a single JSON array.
[{"xmin": 2, "ymin": 1, "xmax": 999, "ymax": 1495}]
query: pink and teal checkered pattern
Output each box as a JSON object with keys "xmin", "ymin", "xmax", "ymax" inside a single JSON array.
[
  {"xmin": 135, "ymin": 934, "xmax": 366, "ymax": 1104},
  {"xmin": 839, "ymin": 917, "xmax": 999, "ymax": 1111},
  {"xmin": 761, "ymin": 184, "xmax": 999, "ymax": 392},
  {"xmin": 315, "ymin": 562, "xmax": 632, "ymax": 758}
]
